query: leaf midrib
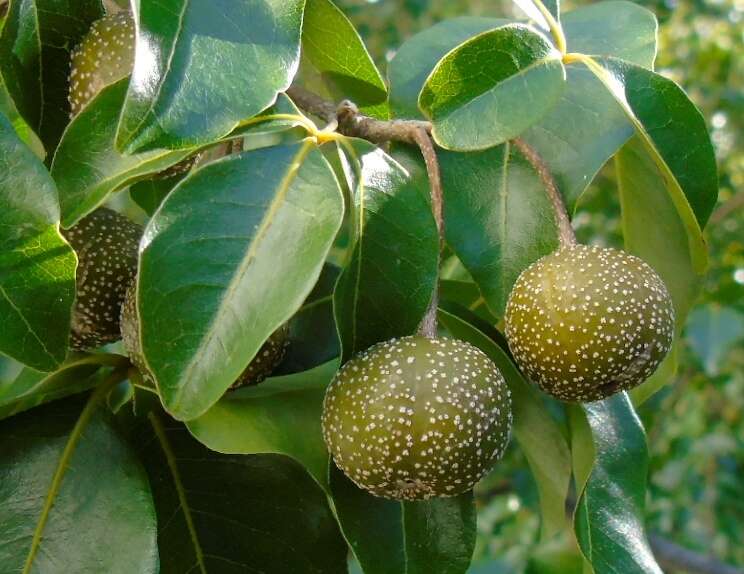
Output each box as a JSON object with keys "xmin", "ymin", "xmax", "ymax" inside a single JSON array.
[
  {"xmin": 171, "ymin": 141, "xmax": 315, "ymax": 411},
  {"xmin": 21, "ymin": 382, "xmax": 112, "ymax": 574},
  {"xmin": 149, "ymin": 411, "xmax": 207, "ymax": 574}
]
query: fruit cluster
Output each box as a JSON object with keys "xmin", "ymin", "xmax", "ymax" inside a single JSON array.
[{"xmin": 62, "ymin": 9, "xmax": 676, "ymax": 503}]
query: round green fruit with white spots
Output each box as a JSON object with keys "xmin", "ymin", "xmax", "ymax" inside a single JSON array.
[
  {"xmin": 62, "ymin": 208, "xmax": 141, "ymax": 351},
  {"xmin": 504, "ymin": 244, "xmax": 675, "ymax": 402},
  {"xmin": 322, "ymin": 335, "xmax": 512, "ymax": 501},
  {"xmin": 69, "ymin": 11, "xmax": 134, "ymax": 117},
  {"xmin": 120, "ymin": 283, "xmax": 289, "ymax": 390}
]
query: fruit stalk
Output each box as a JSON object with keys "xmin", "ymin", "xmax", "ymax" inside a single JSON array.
[{"xmin": 512, "ymin": 138, "xmax": 577, "ymax": 248}]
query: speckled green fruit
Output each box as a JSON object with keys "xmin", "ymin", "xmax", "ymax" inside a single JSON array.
[
  {"xmin": 504, "ymin": 244, "xmax": 675, "ymax": 402},
  {"xmin": 69, "ymin": 12, "xmax": 134, "ymax": 117},
  {"xmin": 120, "ymin": 284, "xmax": 289, "ymax": 390},
  {"xmin": 62, "ymin": 208, "xmax": 141, "ymax": 351},
  {"xmin": 322, "ymin": 335, "xmax": 512, "ymax": 501}
]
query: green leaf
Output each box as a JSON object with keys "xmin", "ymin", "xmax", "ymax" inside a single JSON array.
[
  {"xmin": 388, "ymin": 17, "xmax": 509, "ymax": 120},
  {"xmin": 616, "ymin": 136, "xmax": 703, "ymax": 331},
  {"xmin": 301, "ymin": 0, "xmax": 388, "ymax": 119},
  {"xmin": 0, "ymin": 391, "xmax": 159, "ymax": 573},
  {"xmin": 0, "ymin": 353, "xmax": 127, "ymax": 420},
  {"xmin": 573, "ymin": 394, "xmax": 662, "ymax": 574},
  {"xmin": 139, "ymin": 141, "xmax": 344, "ymax": 420},
  {"xmin": 276, "ymin": 263, "xmax": 340, "ymax": 375},
  {"xmin": 52, "ymin": 79, "xmax": 193, "ymax": 228},
  {"xmin": 0, "ymin": 73, "xmax": 44, "ymax": 158},
  {"xmin": 581, "ymin": 56, "xmax": 717, "ymax": 244},
  {"xmin": 686, "ymin": 305, "xmax": 744, "ymax": 375},
  {"xmin": 395, "ymin": 143, "xmax": 558, "ymax": 318},
  {"xmin": 437, "ymin": 309, "xmax": 571, "ymax": 540},
  {"xmin": 419, "ymin": 24, "xmax": 565, "ymax": 151},
  {"xmin": 388, "ymin": 17, "xmax": 651, "ymax": 209},
  {"xmin": 187, "ymin": 361, "xmax": 337, "ymax": 490},
  {"xmin": 329, "ymin": 465, "xmax": 476, "ymax": 574},
  {"xmin": 133, "ymin": 410, "xmax": 348, "ymax": 574},
  {"xmin": 129, "ymin": 173, "xmax": 185, "ymax": 217},
  {"xmin": 0, "ymin": 113, "xmax": 76, "ymax": 371},
  {"xmin": 334, "ymin": 140, "xmax": 438, "ymax": 362},
  {"xmin": 0, "ymin": 0, "xmax": 104, "ymax": 151},
  {"xmin": 116, "ymin": 0, "xmax": 304, "ymax": 153},
  {"xmin": 562, "ymin": 1, "xmax": 657, "ymax": 68}
]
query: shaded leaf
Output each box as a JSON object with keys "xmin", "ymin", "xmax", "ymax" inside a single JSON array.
[
  {"xmin": 419, "ymin": 24, "xmax": 565, "ymax": 151},
  {"xmin": 0, "ymin": 113, "xmax": 76, "ymax": 371},
  {"xmin": 139, "ymin": 142, "xmax": 344, "ymax": 420},
  {"xmin": 686, "ymin": 305, "xmax": 744, "ymax": 375},
  {"xmin": 0, "ymin": 391, "xmax": 158, "ymax": 573},
  {"xmin": 438, "ymin": 309, "xmax": 571, "ymax": 540},
  {"xmin": 395, "ymin": 143, "xmax": 558, "ymax": 318},
  {"xmin": 129, "ymin": 173, "xmax": 185, "ymax": 217},
  {"xmin": 573, "ymin": 394, "xmax": 662, "ymax": 574},
  {"xmin": 133, "ymin": 410, "xmax": 347, "ymax": 574},
  {"xmin": 187, "ymin": 361, "xmax": 337, "ymax": 490},
  {"xmin": 0, "ymin": 353, "xmax": 127, "ymax": 420},
  {"xmin": 301, "ymin": 0, "xmax": 388, "ymax": 118},
  {"xmin": 276, "ymin": 263, "xmax": 341, "ymax": 375},
  {"xmin": 52, "ymin": 79, "xmax": 193, "ymax": 227},
  {"xmin": 334, "ymin": 139, "xmax": 438, "ymax": 362},
  {"xmin": 616, "ymin": 136, "xmax": 702, "ymax": 331},
  {"xmin": 116, "ymin": 0, "xmax": 304, "ymax": 153},
  {"xmin": 329, "ymin": 465, "xmax": 476, "ymax": 574},
  {"xmin": 512, "ymin": 0, "xmax": 560, "ymax": 33},
  {"xmin": 0, "ymin": 73, "xmax": 44, "ymax": 157},
  {"xmin": 0, "ymin": 0, "xmax": 104, "ymax": 150}
]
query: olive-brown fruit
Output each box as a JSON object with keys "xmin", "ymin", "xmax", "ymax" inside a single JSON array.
[
  {"xmin": 504, "ymin": 244, "xmax": 674, "ymax": 402},
  {"xmin": 69, "ymin": 12, "xmax": 134, "ymax": 117},
  {"xmin": 62, "ymin": 208, "xmax": 141, "ymax": 351},
  {"xmin": 120, "ymin": 283, "xmax": 290, "ymax": 389},
  {"xmin": 69, "ymin": 12, "xmax": 195, "ymax": 176},
  {"xmin": 322, "ymin": 335, "xmax": 512, "ymax": 501}
]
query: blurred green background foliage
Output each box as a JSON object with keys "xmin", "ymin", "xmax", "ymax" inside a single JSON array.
[{"xmin": 335, "ymin": 0, "xmax": 743, "ymax": 570}]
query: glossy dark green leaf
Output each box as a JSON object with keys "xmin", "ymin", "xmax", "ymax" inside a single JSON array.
[
  {"xmin": 0, "ymin": 391, "xmax": 158, "ymax": 573},
  {"xmin": 187, "ymin": 361, "xmax": 337, "ymax": 490},
  {"xmin": 116, "ymin": 0, "xmax": 304, "ymax": 153},
  {"xmin": 419, "ymin": 24, "xmax": 565, "ymax": 151},
  {"xmin": 403, "ymin": 494, "xmax": 477, "ymax": 574},
  {"xmin": 0, "ymin": 114, "xmax": 76, "ymax": 371},
  {"xmin": 276, "ymin": 263, "xmax": 340, "ymax": 375},
  {"xmin": 562, "ymin": 1, "xmax": 657, "ymax": 68},
  {"xmin": 0, "ymin": 0, "xmax": 104, "ymax": 150},
  {"xmin": 573, "ymin": 394, "xmax": 662, "ymax": 574},
  {"xmin": 334, "ymin": 139, "xmax": 438, "ymax": 362},
  {"xmin": 330, "ymin": 465, "xmax": 476, "ymax": 574},
  {"xmin": 388, "ymin": 17, "xmax": 509, "ymax": 120},
  {"xmin": 387, "ymin": 18, "xmax": 637, "ymax": 209},
  {"xmin": 52, "ymin": 79, "xmax": 193, "ymax": 227},
  {"xmin": 395, "ymin": 143, "xmax": 558, "ymax": 318},
  {"xmin": 133, "ymin": 411, "xmax": 347, "ymax": 574},
  {"xmin": 0, "ymin": 353, "xmax": 127, "ymax": 420},
  {"xmin": 139, "ymin": 142, "xmax": 344, "ymax": 420},
  {"xmin": 582, "ymin": 56, "xmax": 717, "ymax": 235},
  {"xmin": 301, "ymin": 0, "xmax": 388, "ymax": 119},
  {"xmin": 437, "ymin": 310, "xmax": 571, "ymax": 540}
]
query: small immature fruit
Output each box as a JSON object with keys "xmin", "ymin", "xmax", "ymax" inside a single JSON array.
[
  {"xmin": 322, "ymin": 336, "xmax": 512, "ymax": 501},
  {"xmin": 62, "ymin": 208, "xmax": 141, "ymax": 351},
  {"xmin": 504, "ymin": 244, "xmax": 675, "ymax": 402},
  {"xmin": 69, "ymin": 11, "xmax": 134, "ymax": 117},
  {"xmin": 120, "ymin": 284, "xmax": 289, "ymax": 389}
]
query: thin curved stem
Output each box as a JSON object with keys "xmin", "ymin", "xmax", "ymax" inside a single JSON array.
[{"xmin": 513, "ymin": 137, "xmax": 576, "ymax": 248}]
